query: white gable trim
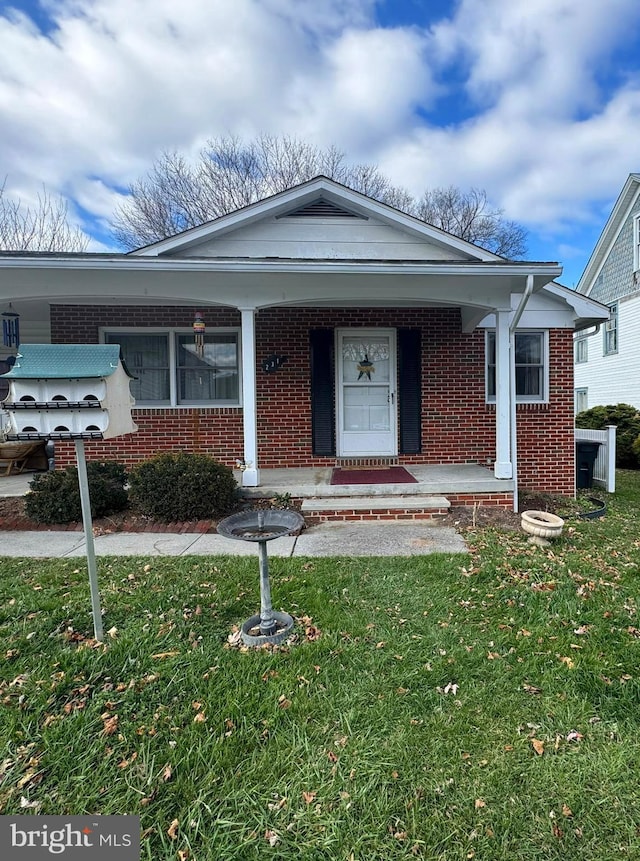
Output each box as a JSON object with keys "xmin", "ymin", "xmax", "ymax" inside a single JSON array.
[
  {"xmin": 131, "ymin": 176, "xmax": 502, "ymax": 263},
  {"xmin": 576, "ymin": 173, "xmax": 640, "ymax": 296}
]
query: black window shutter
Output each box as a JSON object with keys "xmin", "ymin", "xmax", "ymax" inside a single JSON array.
[
  {"xmin": 398, "ymin": 329, "xmax": 422, "ymax": 454},
  {"xmin": 310, "ymin": 329, "xmax": 336, "ymax": 456}
]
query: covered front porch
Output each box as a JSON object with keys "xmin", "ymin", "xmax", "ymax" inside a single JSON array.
[{"xmin": 239, "ymin": 463, "xmax": 514, "ymax": 522}]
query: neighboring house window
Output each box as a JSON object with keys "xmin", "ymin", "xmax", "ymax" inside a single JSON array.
[
  {"xmin": 634, "ymin": 214, "xmax": 640, "ymax": 272},
  {"xmin": 603, "ymin": 303, "xmax": 618, "ymax": 355},
  {"xmin": 486, "ymin": 331, "xmax": 547, "ymax": 402},
  {"xmin": 575, "ymin": 388, "xmax": 588, "ymax": 415},
  {"xmin": 574, "ymin": 337, "xmax": 588, "ymax": 364},
  {"xmin": 103, "ymin": 329, "xmax": 241, "ymax": 406}
]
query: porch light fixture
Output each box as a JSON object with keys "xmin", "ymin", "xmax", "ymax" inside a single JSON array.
[
  {"xmin": 193, "ymin": 310, "xmax": 205, "ymax": 358},
  {"xmin": 2, "ymin": 307, "xmax": 19, "ymax": 348}
]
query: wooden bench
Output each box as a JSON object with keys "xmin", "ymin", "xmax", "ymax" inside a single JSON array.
[{"xmin": 0, "ymin": 441, "xmax": 48, "ymax": 476}]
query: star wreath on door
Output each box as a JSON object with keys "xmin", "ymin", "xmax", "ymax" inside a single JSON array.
[{"xmin": 357, "ymin": 354, "xmax": 375, "ymax": 380}]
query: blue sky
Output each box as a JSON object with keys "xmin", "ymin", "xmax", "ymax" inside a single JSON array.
[{"xmin": 1, "ymin": 0, "xmax": 640, "ymax": 286}]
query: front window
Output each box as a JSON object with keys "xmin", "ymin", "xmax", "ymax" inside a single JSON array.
[
  {"xmin": 486, "ymin": 331, "xmax": 547, "ymax": 402},
  {"xmin": 603, "ymin": 304, "xmax": 618, "ymax": 356},
  {"xmin": 104, "ymin": 329, "xmax": 240, "ymax": 406}
]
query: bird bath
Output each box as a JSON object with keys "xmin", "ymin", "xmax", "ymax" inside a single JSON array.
[{"xmin": 217, "ymin": 509, "xmax": 304, "ymax": 646}]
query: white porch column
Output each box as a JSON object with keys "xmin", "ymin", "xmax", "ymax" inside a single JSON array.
[
  {"xmin": 239, "ymin": 307, "xmax": 260, "ymax": 487},
  {"xmin": 494, "ymin": 309, "xmax": 513, "ymax": 479}
]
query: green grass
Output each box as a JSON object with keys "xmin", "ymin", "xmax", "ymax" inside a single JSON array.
[{"xmin": 1, "ymin": 473, "xmax": 640, "ymax": 860}]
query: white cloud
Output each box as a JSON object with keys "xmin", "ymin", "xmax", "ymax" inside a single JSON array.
[{"xmin": 0, "ymin": 0, "xmax": 638, "ymax": 280}]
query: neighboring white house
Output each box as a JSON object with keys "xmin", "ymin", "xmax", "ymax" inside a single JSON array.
[{"xmin": 574, "ymin": 173, "xmax": 640, "ymax": 413}]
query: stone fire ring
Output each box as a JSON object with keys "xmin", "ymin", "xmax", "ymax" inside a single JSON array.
[{"xmin": 241, "ymin": 611, "xmax": 295, "ymax": 646}]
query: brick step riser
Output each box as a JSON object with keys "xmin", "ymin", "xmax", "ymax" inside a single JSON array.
[{"xmin": 306, "ymin": 509, "xmax": 449, "ymax": 524}]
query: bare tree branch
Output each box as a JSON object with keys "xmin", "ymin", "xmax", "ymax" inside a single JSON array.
[
  {"xmin": 0, "ymin": 179, "xmax": 89, "ymax": 252},
  {"xmin": 110, "ymin": 136, "xmax": 527, "ymax": 259},
  {"xmin": 416, "ymin": 186, "xmax": 527, "ymax": 258}
]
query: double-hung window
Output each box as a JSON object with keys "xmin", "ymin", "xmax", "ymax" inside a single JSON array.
[
  {"xmin": 103, "ymin": 329, "xmax": 241, "ymax": 406},
  {"xmin": 634, "ymin": 214, "xmax": 640, "ymax": 273},
  {"xmin": 603, "ymin": 304, "xmax": 618, "ymax": 356},
  {"xmin": 574, "ymin": 337, "xmax": 588, "ymax": 364},
  {"xmin": 486, "ymin": 330, "xmax": 547, "ymax": 402}
]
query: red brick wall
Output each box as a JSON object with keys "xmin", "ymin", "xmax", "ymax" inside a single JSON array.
[
  {"xmin": 49, "ymin": 305, "xmax": 575, "ymax": 495},
  {"xmin": 515, "ymin": 329, "xmax": 575, "ymax": 496}
]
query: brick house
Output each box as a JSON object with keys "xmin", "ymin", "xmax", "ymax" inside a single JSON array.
[{"xmin": 0, "ymin": 177, "xmax": 608, "ymax": 512}]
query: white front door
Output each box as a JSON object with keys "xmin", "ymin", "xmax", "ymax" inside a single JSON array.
[{"xmin": 336, "ymin": 329, "xmax": 397, "ymax": 457}]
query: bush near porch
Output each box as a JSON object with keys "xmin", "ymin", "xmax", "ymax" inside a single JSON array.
[
  {"xmin": 576, "ymin": 403, "xmax": 640, "ymax": 468},
  {"xmin": 0, "ymin": 473, "xmax": 639, "ymax": 859}
]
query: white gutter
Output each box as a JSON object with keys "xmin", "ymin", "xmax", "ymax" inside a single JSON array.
[
  {"xmin": 0, "ymin": 255, "xmax": 563, "ymax": 278},
  {"xmin": 508, "ymin": 274, "xmax": 535, "ymax": 513}
]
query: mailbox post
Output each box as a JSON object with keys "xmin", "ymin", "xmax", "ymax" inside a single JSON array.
[{"xmin": 2, "ymin": 344, "xmax": 137, "ymax": 641}]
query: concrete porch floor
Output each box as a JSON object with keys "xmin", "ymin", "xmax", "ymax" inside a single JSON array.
[
  {"xmin": 239, "ymin": 464, "xmax": 514, "ymax": 499},
  {"xmin": 0, "ymin": 463, "xmax": 514, "ymax": 505}
]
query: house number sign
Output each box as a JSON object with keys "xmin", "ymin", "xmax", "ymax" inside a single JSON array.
[{"xmin": 262, "ymin": 354, "xmax": 288, "ymax": 374}]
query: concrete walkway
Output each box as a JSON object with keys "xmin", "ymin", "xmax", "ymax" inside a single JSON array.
[
  {"xmin": 0, "ymin": 521, "xmax": 468, "ymax": 558},
  {"xmin": 0, "ymin": 469, "xmax": 470, "ymax": 557}
]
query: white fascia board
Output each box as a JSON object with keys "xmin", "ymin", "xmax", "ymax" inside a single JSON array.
[
  {"xmin": 576, "ymin": 173, "xmax": 640, "ymax": 295},
  {"xmin": 0, "ymin": 255, "xmax": 561, "ymax": 280},
  {"xmin": 130, "ymin": 176, "xmax": 503, "ymax": 262},
  {"xmin": 476, "ymin": 281, "xmax": 610, "ymax": 330},
  {"xmin": 544, "ymin": 281, "xmax": 610, "ymax": 321}
]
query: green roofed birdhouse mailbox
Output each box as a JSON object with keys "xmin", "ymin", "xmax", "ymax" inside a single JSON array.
[
  {"xmin": 2, "ymin": 344, "xmax": 137, "ymax": 441},
  {"xmin": 1, "ymin": 344, "xmax": 137, "ymax": 642}
]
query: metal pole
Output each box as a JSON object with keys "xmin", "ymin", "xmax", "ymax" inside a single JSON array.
[
  {"xmin": 258, "ymin": 540, "xmax": 276, "ymax": 635},
  {"xmin": 75, "ymin": 439, "xmax": 104, "ymax": 642}
]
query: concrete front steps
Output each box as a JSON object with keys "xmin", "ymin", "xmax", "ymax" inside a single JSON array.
[{"xmin": 301, "ymin": 495, "xmax": 451, "ymax": 524}]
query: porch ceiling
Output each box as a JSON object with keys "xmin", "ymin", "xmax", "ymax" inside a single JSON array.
[{"xmin": 0, "ymin": 256, "xmax": 561, "ymax": 316}]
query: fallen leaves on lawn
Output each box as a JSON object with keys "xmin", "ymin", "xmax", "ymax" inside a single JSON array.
[
  {"xmin": 531, "ymin": 738, "xmax": 545, "ymax": 756},
  {"xmin": 522, "ymin": 683, "xmax": 542, "ymax": 695},
  {"xmin": 438, "ymin": 682, "xmax": 459, "ymax": 695},
  {"xmin": 264, "ymin": 830, "xmax": 280, "ymax": 847},
  {"xmin": 302, "ymin": 790, "xmax": 317, "ymax": 805},
  {"xmin": 167, "ymin": 819, "xmax": 179, "ymax": 840},
  {"xmin": 101, "ymin": 713, "xmax": 119, "ymax": 736},
  {"xmin": 566, "ymin": 730, "xmax": 584, "ymax": 742}
]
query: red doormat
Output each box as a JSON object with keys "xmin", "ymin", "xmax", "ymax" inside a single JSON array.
[{"xmin": 330, "ymin": 466, "xmax": 418, "ymax": 485}]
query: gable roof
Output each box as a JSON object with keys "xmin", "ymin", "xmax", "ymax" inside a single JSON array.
[
  {"xmin": 131, "ymin": 175, "xmax": 503, "ymax": 263},
  {"xmin": 3, "ymin": 344, "xmax": 132, "ymax": 379},
  {"xmin": 576, "ymin": 173, "xmax": 640, "ymax": 296}
]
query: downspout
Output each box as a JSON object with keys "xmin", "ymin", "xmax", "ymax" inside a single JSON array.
[{"xmin": 508, "ymin": 274, "xmax": 535, "ymax": 513}]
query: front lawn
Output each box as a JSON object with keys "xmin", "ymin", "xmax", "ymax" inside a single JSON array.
[{"xmin": 1, "ymin": 473, "xmax": 640, "ymax": 860}]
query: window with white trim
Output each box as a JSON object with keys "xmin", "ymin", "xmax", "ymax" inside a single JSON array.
[
  {"xmin": 574, "ymin": 337, "xmax": 588, "ymax": 364},
  {"xmin": 103, "ymin": 329, "xmax": 241, "ymax": 406},
  {"xmin": 603, "ymin": 303, "xmax": 618, "ymax": 356},
  {"xmin": 486, "ymin": 330, "xmax": 548, "ymax": 402},
  {"xmin": 634, "ymin": 214, "xmax": 640, "ymax": 272},
  {"xmin": 575, "ymin": 388, "xmax": 588, "ymax": 414}
]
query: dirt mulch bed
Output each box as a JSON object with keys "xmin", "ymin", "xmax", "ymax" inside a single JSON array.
[
  {"xmin": 0, "ymin": 497, "xmax": 219, "ymax": 535},
  {"xmin": 0, "ymin": 491, "xmax": 567, "ymax": 534}
]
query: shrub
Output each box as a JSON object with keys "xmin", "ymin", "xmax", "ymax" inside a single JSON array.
[
  {"xmin": 576, "ymin": 403, "xmax": 640, "ymax": 468},
  {"xmin": 25, "ymin": 461, "xmax": 129, "ymax": 524},
  {"xmin": 128, "ymin": 452, "xmax": 238, "ymax": 522}
]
